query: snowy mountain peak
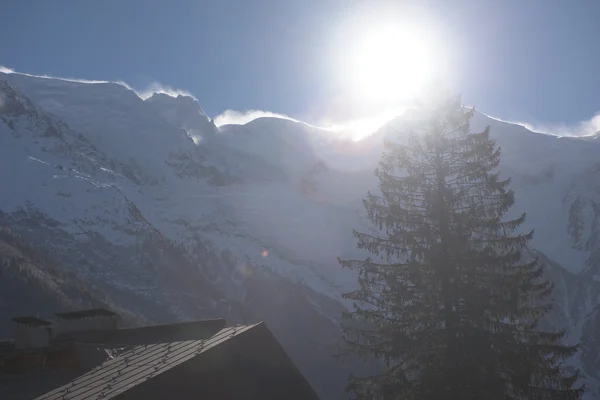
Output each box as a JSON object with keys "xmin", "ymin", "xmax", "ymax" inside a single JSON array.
[
  {"xmin": 145, "ymin": 92, "xmax": 205, "ymax": 115},
  {"xmin": 4, "ymin": 70, "xmax": 600, "ymax": 398},
  {"xmin": 144, "ymin": 92, "xmax": 216, "ymax": 141}
]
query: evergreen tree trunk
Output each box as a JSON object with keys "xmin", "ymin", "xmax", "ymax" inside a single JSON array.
[{"xmin": 338, "ymin": 95, "xmax": 584, "ymax": 400}]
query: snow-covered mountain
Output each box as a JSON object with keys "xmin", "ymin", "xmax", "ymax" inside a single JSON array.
[{"xmin": 1, "ymin": 71, "xmax": 599, "ymax": 398}]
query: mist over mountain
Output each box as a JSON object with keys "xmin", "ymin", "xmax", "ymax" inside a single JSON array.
[{"xmin": 1, "ymin": 71, "xmax": 600, "ymax": 398}]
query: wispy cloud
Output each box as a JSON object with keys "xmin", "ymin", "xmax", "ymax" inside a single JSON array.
[
  {"xmin": 0, "ymin": 66, "xmax": 112, "ymax": 85},
  {"xmin": 0, "ymin": 65, "xmax": 15, "ymax": 74},
  {"xmin": 481, "ymin": 111, "xmax": 600, "ymax": 138},
  {"xmin": 0, "ymin": 67, "xmax": 199, "ymax": 103},
  {"xmin": 213, "ymin": 109, "xmax": 301, "ymax": 127},
  {"xmin": 319, "ymin": 107, "xmax": 407, "ymax": 140},
  {"xmin": 523, "ymin": 115, "xmax": 600, "ymax": 137},
  {"xmin": 6, "ymin": 65, "xmax": 597, "ymax": 139},
  {"xmin": 136, "ymin": 82, "xmax": 197, "ymax": 101},
  {"xmin": 213, "ymin": 107, "xmax": 406, "ymax": 141}
]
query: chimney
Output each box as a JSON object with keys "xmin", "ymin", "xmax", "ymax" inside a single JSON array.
[
  {"xmin": 12, "ymin": 316, "xmax": 53, "ymax": 349},
  {"xmin": 55, "ymin": 309, "xmax": 120, "ymax": 334}
]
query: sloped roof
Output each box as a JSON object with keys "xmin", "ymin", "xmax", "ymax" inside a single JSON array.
[{"xmin": 34, "ymin": 324, "xmax": 259, "ymax": 400}]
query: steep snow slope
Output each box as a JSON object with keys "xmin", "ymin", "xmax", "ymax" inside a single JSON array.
[
  {"xmin": 471, "ymin": 112, "xmax": 596, "ymax": 272},
  {"xmin": 2, "ymin": 71, "xmax": 600, "ymax": 397},
  {"xmin": 0, "ymin": 78, "xmax": 233, "ymax": 324},
  {"xmin": 2, "ymin": 73, "xmax": 206, "ymax": 185},
  {"xmin": 1, "ymin": 72, "xmax": 368, "ymax": 299},
  {"xmin": 0, "ymin": 74, "xmax": 362, "ymax": 399}
]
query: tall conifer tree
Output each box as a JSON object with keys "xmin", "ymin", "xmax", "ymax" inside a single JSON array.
[{"xmin": 339, "ymin": 95, "xmax": 583, "ymax": 400}]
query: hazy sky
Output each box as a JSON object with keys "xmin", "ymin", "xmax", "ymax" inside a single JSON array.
[{"xmin": 2, "ymin": 0, "xmax": 600, "ymax": 134}]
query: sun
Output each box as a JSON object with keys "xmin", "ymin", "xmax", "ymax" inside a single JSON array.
[{"xmin": 347, "ymin": 25, "xmax": 435, "ymax": 105}]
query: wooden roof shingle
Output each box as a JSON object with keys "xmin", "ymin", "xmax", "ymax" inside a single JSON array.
[{"xmin": 34, "ymin": 324, "xmax": 259, "ymax": 400}]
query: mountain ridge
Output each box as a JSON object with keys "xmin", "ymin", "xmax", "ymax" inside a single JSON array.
[{"xmin": 1, "ymin": 71, "xmax": 600, "ymax": 398}]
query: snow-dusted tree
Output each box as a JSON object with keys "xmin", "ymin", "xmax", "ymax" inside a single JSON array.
[{"xmin": 338, "ymin": 95, "xmax": 583, "ymax": 400}]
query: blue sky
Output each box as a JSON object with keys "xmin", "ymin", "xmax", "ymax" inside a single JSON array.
[{"xmin": 2, "ymin": 0, "xmax": 600, "ymax": 134}]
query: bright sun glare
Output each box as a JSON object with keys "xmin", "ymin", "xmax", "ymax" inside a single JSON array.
[
  {"xmin": 324, "ymin": 5, "xmax": 449, "ymax": 138},
  {"xmin": 350, "ymin": 26, "xmax": 434, "ymax": 104}
]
